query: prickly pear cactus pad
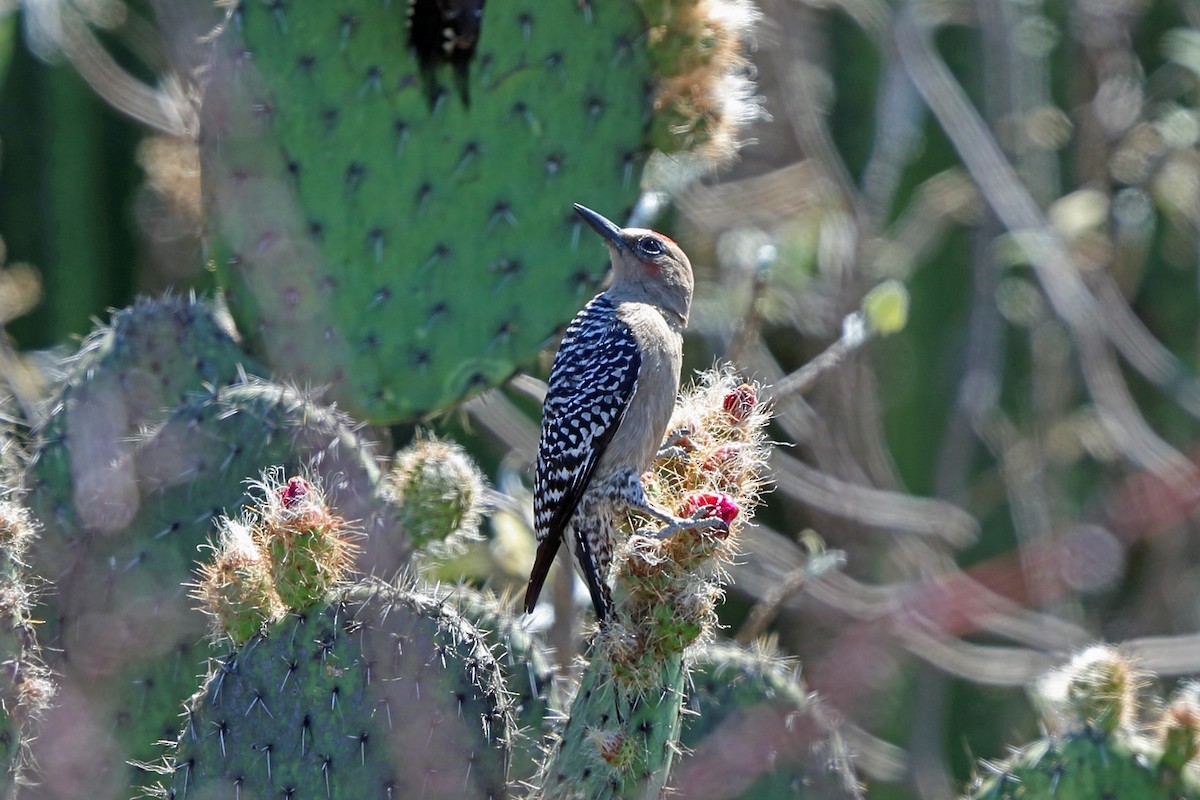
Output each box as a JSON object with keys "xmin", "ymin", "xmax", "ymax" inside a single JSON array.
[
  {"xmin": 448, "ymin": 587, "xmax": 565, "ymax": 786},
  {"xmin": 968, "ymin": 728, "xmax": 1200, "ymax": 800},
  {"xmin": 670, "ymin": 641, "xmax": 862, "ymax": 800},
  {"xmin": 170, "ymin": 582, "xmax": 513, "ymax": 800},
  {"xmin": 201, "ymin": 0, "xmax": 757, "ymax": 423},
  {"xmin": 27, "ymin": 295, "xmax": 250, "ymax": 574},
  {"xmin": 25, "ymin": 380, "xmax": 396, "ymax": 800}
]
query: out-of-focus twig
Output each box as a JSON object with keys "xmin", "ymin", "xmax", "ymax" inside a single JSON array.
[
  {"xmin": 463, "ymin": 387, "xmax": 539, "ymax": 467},
  {"xmin": 55, "ymin": 9, "xmax": 191, "ymax": 135},
  {"xmin": 894, "ymin": 9, "xmax": 1200, "ymax": 489},
  {"xmin": 773, "ymin": 452, "xmax": 980, "ymax": 547},
  {"xmin": 736, "ymin": 539, "xmax": 846, "ymax": 643}
]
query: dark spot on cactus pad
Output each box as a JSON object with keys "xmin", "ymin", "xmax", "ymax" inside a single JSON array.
[
  {"xmin": 489, "ymin": 259, "xmax": 521, "ymax": 288},
  {"xmin": 369, "ymin": 287, "xmax": 392, "ymax": 308},
  {"xmin": 393, "ymin": 120, "xmax": 409, "ymax": 153},
  {"xmin": 345, "ymin": 162, "xmax": 366, "ymax": 194},
  {"xmin": 338, "ymin": 13, "xmax": 358, "ymax": 47},
  {"xmin": 285, "ymin": 158, "xmax": 300, "ymax": 181},
  {"xmin": 415, "ymin": 182, "xmax": 432, "ymax": 210},
  {"xmin": 367, "ymin": 228, "xmax": 386, "ymax": 263},
  {"xmin": 408, "ymin": 0, "xmax": 486, "ymax": 108},
  {"xmin": 425, "ymin": 303, "xmax": 448, "ymax": 329},
  {"xmin": 411, "ymin": 350, "xmax": 430, "ymax": 369},
  {"xmin": 320, "ymin": 107, "xmax": 339, "ymax": 134},
  {"xmin": 456, "ymin": 141, "xmax": 479, "ymax": 173},
  {"xmin": 545, "ymin": 154, "xmax": 562, "ymax": 178},
  {"xmin": 569, "ymin": 269, "xmax": 593, "ymax": 290},
  {"xmin": 517, "ymin": 12, "xmax": 532, "ymax": 39},
  {"xmin": 296, "ymin": 54, "xmax": 315, "ymax": 75},
  {"xmin": 362, "ymin": 334, "xmax": 379, "ymax": 350},
  {"xmin": 267, "ymin": 0, "xmax": 286, "ymax": 30},
  {"xmin": 397, "ymin": 72, "xmax": 418, "ymax": 92},
  {"xmin": 612, "ymin": 35, "xmax": 632, "ymax": 63},
  {"xmin": 364, "ymin": 65, "xmax": 383, "ymax": 92},
  {"xmin": 581, "ymin": 768, "xmax": 591, "ymax": 779},
  {"xmin": 420, "ymin": 243, "xmax": 450, "ymax": 274},
  {"xmin": 307, "ymin": 220, "xmax": 324, "ymax": 241},
  {"xmin": 430, "ymin": 85, "xmax": 449, "ymax": 113},
  {"xmin": 487, "ymin": 201, "xmax": 513, "ymax": 230}
]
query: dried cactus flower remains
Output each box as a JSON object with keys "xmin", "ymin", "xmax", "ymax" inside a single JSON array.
[{"xmin": 602, "ymin": 368, "xmax": 771, "ymax": 687}]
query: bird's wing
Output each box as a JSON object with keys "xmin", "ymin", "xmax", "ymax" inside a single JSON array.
[{"xmin": 524, "ymin": 296, "xmax": 641, "ymax": 614}]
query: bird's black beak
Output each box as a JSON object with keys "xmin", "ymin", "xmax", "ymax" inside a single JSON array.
[{"xmin": 573, "ymin": 204, "xmax": 625, "ymax": 248}]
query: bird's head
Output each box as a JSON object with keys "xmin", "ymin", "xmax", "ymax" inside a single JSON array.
[{"xmin": 573, "ymin": 203, "xmax": 694, "ymax": 327}]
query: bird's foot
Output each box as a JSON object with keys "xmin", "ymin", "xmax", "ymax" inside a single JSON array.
[
  {"xmin": 638, "ymin": 509, "xmax": 728, "ymax": 540},
  {"xmin": 655, "ymin": 427, "xmax": 692, "ymax": 462}
]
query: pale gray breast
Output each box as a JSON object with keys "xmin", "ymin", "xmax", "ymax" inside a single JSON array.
[{"xmin": 597, "ymin": 302, "xmax": 683, "ymax": 476}]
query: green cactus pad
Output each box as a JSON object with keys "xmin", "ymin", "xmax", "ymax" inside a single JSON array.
[
  {"xmin": 26, "ymin": 294, "xmax": 251, "ymax": 573},
  {"xmin": 448, "ymin": 587, "xmax": 565, "ymax": 785},
  {"xmin": 25, "ymin": 375, "xmax": 396, "ymax": 799},
  {"xmin": 535, "ymin": 645, "xmax": 685, "ymax": 800},
  {"xmin": 169, "ymin": 581, "xmax": 512, "ymax": 799},
  {"xmin": 201, "ymin": 0, "xmax": 654, "ymax": 422},
  {"xmin": 967, "ymin": 727, "xmax": 1200, "ymax": 799},
  {"xmin": 671, "ymin": 642, "xmax": 862, "ymax": 800}
]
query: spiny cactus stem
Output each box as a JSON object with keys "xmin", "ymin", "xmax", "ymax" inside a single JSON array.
[{"xmin": 538, "ymin": 647, "xmax": 685, "ymax": 800}]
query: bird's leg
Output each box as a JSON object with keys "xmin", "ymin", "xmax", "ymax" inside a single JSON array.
[
  {"xmin": 645, "ymin": 509, "xmax": 728, "ymax": 540},
  {"xmin": 654, "ymin": 426, "xmax": 691, "ymax": 462},
  {"xmin": 604, "ymin": 469, "xmax": 727, "ymax": 539}
]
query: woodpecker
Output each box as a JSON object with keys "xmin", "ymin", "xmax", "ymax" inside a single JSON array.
[{"xmin": 524, "ymin": 204, "xmax": 724, "ymax": 622}]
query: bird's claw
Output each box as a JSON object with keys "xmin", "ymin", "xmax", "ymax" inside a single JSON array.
[
  {"xmin": 655, "ymin": 427, "xmax": 692, "ymax": 462},
  {"xmin": 655, "ymin": 445, "xmax": 688, "ymax": 461},
  {"xmin": 640, "ymin": 510, "xmax": 728, "ymax": 540}
]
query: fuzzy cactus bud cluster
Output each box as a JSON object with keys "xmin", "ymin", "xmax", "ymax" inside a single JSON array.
[
  {"xmin": 0, "ymin": 502, "xmax": 55, "ymax": 789},
  {"xmin": 387, "ymin": 435, "xmax": 485, "ymax": 557},
  {"xmin": 971, "ymin": 646, "xmax": 1200, "ymax": 799},
  {"xmin": 640, "ymin": 0, "xmax": 763, "ymax": 167},
  {"xmin": 1161, "ymin": 685, "xmax": 1200, "ymax": 774},
  {"xmin": 606, "ymin": 370, "xmax": 770, "ymax": 687},
  {"xmin": 193, "ymin": 471, "xmax": 357, "ymax": 644},
  {"xmin": 1038, "ymin": 644, "xmax": 1141, "ymax": 735}
]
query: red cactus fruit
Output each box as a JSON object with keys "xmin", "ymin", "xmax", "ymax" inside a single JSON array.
[
  {"xmin": 280, "ymin": 476, "xmax": 310, "ymax": 507},
  {"xmin": 679, "ymin": 492, "xmax": 739, "ymax": 524},
  {"xmin": 722, "ymin": 383, "xmax": 757, "ymax": 421}
]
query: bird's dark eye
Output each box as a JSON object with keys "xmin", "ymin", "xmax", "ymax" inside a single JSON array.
[{"xmin": 637, "ymin": 237, "xmax": 664, "ymax": 257}]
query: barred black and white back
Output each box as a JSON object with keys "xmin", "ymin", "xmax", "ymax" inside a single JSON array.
[{"xmin": 523, "ymin": 294, "xmax": 641, "ymax": 619}]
